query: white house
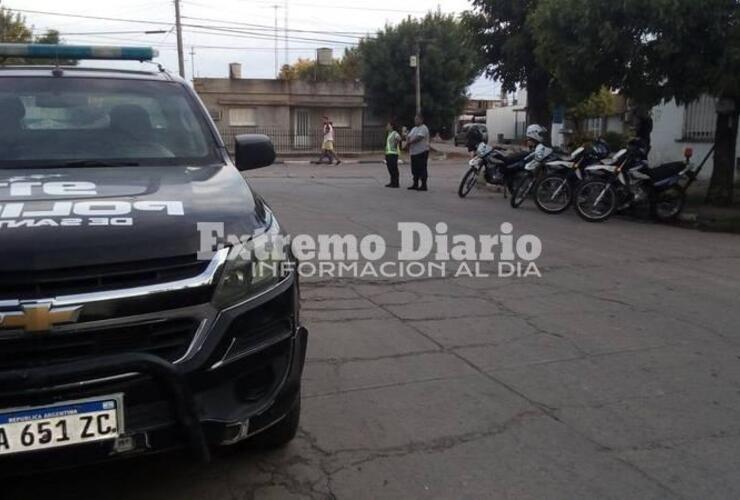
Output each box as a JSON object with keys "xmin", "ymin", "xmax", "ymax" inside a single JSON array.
[
  {"xmin": 485, "ymin": 89, "xmax": 528, "ymax": 144},
  {"xmin": 650, "ymin": 96, "xmax": 740, "ymax": 180},
  {"xmin": 486, "ymin": 88, "xmax": 739, "ymax": 179}
]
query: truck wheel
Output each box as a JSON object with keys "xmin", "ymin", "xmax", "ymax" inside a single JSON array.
[{"xmin": 249, "ymin": 396, "xmax": 301, "ymax": 449}]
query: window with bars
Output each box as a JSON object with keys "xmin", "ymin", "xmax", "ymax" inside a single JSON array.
[
  {"xmin": 585, "ymin": 117, "xmax": 604, "ymax": 137},
  {"xmin": 228, "ymin": 107, "xmax": 257, "ymax": 127},
  {"xmin": 324, "ymin": 109, "xmax": 351, "ymax": 128},
  {"xmin": 682, "ymin": 95, "xmax": 716, "ymax": 142}
]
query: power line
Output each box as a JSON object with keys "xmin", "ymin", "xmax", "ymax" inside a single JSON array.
[
  {"xmin": 59, "ymin": 29, "xmax": 170, "ymax": 35},
  {"xmin": 64, "ymin": 36, "xmax": 320, "ymax": 51},
  {"xmin": 180, "ymin": 14, "xmax": 369, "ymax": 38},
  {"xmin": 183, "ymin": 24, "xmax": 358, "ymax": 46},
  {"xmin": 10, "ymin": 7, "xmax": 362, "ymax": 46},
  {"xmin": 236, "ymin": 0, "xmax": 427, "ymax": 14},
  {"xmin": 12, "ymin": 7, "xmax": 372, "ymax": 38},
  {"xmin": 9, "ymin": 8, "xmax": 175, "ymax": 29}
]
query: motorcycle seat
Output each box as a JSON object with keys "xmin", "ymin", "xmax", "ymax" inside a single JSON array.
[
  {"xmin": 646, "ymin": 162, "xmax": 685, "ymax": 181},
  {"xmin": 500, "ymin": 150, "xmax": 530, "ymax": 164}
]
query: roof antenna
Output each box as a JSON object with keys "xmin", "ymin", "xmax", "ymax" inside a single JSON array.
[
  {"xmin": 52, "ymin": 46, "xmax": 63, "ymax": 77},
  {"xmin": 143, "ymin": 60, "xmax": 166, "ymax": 72}
]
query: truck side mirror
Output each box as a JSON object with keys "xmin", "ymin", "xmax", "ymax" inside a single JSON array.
[{"xmin": 234, "ymin": 134, "xmax": 276, "ymax": 171}]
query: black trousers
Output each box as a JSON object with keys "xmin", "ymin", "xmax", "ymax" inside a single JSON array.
[
  {"xmin": 385, "ymin": 154, "xmax": 399, "ymax": 186},
  {"xmin": 410, "ymin": 151, "xmax": 429, "ymax": 186}
]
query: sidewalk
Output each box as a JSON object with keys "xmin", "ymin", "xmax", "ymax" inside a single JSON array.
[
  {"xmin": 678, "ymin": 182, "xmax": 740, "ymax": 233},
  {"xmin": 430, "ymin": 140, "xmax": 526, "ymax": 160},
  {"xmin": 274, "ymin": 154, "xmax": 386, "ymax": 165},
  {"xmin": 430, "ymin": 141, "xmax": 470, "ymax": 159}
]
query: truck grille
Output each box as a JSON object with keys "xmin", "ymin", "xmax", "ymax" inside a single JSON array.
[
  {"xmin": 0, "ymin": 318, "xmax": 199, "ymax": 370},
  {"xmin": 0, "ymin": 255, "xmax": 208, "ymax": 301}
]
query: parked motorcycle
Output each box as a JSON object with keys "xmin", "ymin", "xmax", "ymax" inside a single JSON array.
[
  {"xmin": 574, "ymin": 139, "xmax": 712, "ymax": 223},
  {"xmin": 510, "ymin": 144, "xmax": 567, "ymax": 208},
  {"xmin": 458, "ymin": 143, "xmax": 530, "ymax": 198},
  {"xmin": 533, "ymin": 138, "xmax": 611, "ymax": 214}
]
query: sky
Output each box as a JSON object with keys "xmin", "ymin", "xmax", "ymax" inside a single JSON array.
[{"xmin": 6, "ymin": 0, "xmax": 499, "ymax": 99}]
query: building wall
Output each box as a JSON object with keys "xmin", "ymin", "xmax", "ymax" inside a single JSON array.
[
  {"xmin": 606, "ymin": 115, "xmax": 625, "ymax": 134},
  {"xmin": 486, "ymin": 106, "xmax": 520, "ymax": 143},
  {"xmin": 193, "ymin": 78, "xmax": 367, "ymax": 132},
  {"xmin": 651, "ymin": 99, "xmax": 740, "ymax": 180}
]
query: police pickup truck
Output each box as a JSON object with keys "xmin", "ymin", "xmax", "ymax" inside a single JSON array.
[{"xmin": 0, "ymin": 44, "xmax": 307, "ymax": 472}]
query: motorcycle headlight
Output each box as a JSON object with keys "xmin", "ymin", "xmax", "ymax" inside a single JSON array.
[{"xmin": 212, "ymin": 213, "xmax": 292, "ymax": 309}]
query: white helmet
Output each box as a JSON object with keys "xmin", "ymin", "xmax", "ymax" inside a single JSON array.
[{"xmin": 526, "ymin": 124, "xmax": 548, "ymax": 144}]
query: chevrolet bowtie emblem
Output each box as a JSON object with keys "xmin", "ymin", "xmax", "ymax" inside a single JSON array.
[{"xmin": 0, "ymin": 303, "xmax": 83, "ymax": 332}]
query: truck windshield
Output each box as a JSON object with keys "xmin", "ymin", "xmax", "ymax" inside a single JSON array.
[{"xmin": 0, "ymin": 76, "xmax": 222, "ymax": 169}]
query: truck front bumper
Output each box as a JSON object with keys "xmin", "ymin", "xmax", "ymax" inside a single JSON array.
[{"xmin": 0, "ymin": 277, "xmax": 307, "ymax": 475}]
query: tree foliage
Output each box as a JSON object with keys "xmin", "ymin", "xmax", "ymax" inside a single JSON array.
[
  {"xmin": 568, "ymin": 87, "xmax": 617, "ymax": 134},
  {"xmin": 1, "ymin": 7, "xmax": 76, "ymax": 65},
  {"xmin": 278, "ymin": 48, "xmax": 361, "ymax": 82},
  {"xmin": 532, "ymin": 0, "xmax": 739, "ymax": 205},
  {"xmin": 358, "ymin": 12, "xmax": 479, "ymax": 133},
  {"xmin": 462, "ymin": 0, "xmax": 555, "ymax": 141}
]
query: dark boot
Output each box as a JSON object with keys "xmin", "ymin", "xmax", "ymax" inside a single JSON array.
[
  {"xmin": 418, "ymin": 179, "xmax": 428, "ymax": 191},
  {"xmin": 408, "ymin": 177, "xmax": 419, "ymax": 190}
]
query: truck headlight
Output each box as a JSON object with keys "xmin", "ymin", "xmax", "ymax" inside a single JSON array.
[{"xmin": 212, "ymin": 214, "xmax": 291, "ymax": 309}]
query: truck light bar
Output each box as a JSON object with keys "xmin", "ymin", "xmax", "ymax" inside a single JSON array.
[{"xmin": 0, "ymin": 44, "xmax": 159, "ymax": 61}]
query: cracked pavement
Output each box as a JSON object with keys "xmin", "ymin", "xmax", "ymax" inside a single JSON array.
[{"xmin": 8, "ymin": 161, "xmax": 740, "ymax": 499}]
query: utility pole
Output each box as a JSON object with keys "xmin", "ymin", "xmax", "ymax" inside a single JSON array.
[
  {"xmin": 413, "ymin": 42, "xmax": 422, "ymax": 115},
  {"xmin": 284, "ymin": 0, "xmax": 289, "ymax": 68},
  {"xmin": 273, "ymin": 5, "xmax": 279, "ymax": 78},
  {"xmin": 190, "ymin": 46, "xmax": 196, "ymax": 81},
  {"xmin": 174, "ymin": 0, "xmax": 185, "ymax": 78}
]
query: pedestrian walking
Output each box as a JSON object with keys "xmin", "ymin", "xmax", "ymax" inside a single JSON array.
[
  {"xmin": 405, "ymin": 113, "xmax": 430, "ymax": 191},
  {"xmin": 384, "ymin": 121, "xmax": 402, "ymax": 188},
  {"xmin": 317, "ymin": 115, "xmax": 341, "ymax": 165}
]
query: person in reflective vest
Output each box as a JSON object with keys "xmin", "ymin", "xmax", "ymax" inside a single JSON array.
[{"xmin": 384, "ymin": 121, "xmax": 402, "ymax": 188}]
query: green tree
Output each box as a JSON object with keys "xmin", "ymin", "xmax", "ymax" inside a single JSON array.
[
  {"xmin": 358, "ymin": 12, "xmax": 479, "ymax": 133},
  {"xmin": 0, "ymin": 5, "xmax": 32, "ymax": 58},
  {"xmin": 279, "ymin": 48, "xmax": 361, "ymax": 82},
  {"xmin": 1, "ymin": 6, "xmax": 76, "ymax": 65},
  {"xmin": 532, "ymin": 0, "xmax": 739, "ymax": 206},
  {"xmin": 462, "ymin": 0, "xmax": 554, "ymax": 143}
]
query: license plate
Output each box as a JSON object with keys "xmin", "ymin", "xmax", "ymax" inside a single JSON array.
[{"xmin": 0, "ymin": 395, "xmax": 123, "ymax": 456}]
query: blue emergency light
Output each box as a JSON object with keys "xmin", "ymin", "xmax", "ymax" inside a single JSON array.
[{"xmin": 0, "ymin": 44, "xmax": 158, "ymax": 62}]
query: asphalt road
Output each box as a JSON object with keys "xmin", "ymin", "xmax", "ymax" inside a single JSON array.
[{"xmin": 9, "ymin": 160, "xmax": 740, "ymax": 499}]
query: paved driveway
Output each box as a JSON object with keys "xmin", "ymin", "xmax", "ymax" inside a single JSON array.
[{"xmin": 11, "ymin": 161, "xmax": 740, "ymax": 499}]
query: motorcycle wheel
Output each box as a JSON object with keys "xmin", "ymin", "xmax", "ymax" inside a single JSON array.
[
  {"xmin": 535, "ymin": 174, "xmax": 572, "ymax": 214},
  {"xmin": 511, "ymin": 174, "xmax": 535, "ymax": 208},
  {"xmin": 575, "ymin": 179, "xmax": 617, "ymax": 222},
  {"xmin": 458, "ymin": 168, "xmax": 478, "ymax": 198},
  {"xmin": 652, "ymin": 186, "xmax": 686, "ymax": 221}
]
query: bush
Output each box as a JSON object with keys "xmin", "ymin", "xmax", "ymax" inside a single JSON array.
[
  {"xmin": 568, "ymin": 131, "xmax": 628, "ymax": 153},
  {"xmin": 602, "ymin": 131, "xmax": 628, "ymax": 151}
]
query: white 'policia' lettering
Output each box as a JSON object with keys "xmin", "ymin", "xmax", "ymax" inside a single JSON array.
[
  {"xmin": 0, "ymin": 181, "xmax": 97, "ymax": 197},
  {"xmin": 0, "ymin": 201, "xmax": 185, "ymax": 219},
  {"xmin": 0, "ymin": 181, "xmax": 185, "ymax": 228}
]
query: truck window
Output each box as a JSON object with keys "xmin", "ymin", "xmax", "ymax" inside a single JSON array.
[{"xmin": 0, "ymin": 77, "xmax": 221, "ymax": 168}]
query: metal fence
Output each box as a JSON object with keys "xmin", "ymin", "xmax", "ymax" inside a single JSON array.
[
  {"xmin": 219, "ymin": 127, "xmax": 387, "ymax": 155},
  {"xmin": 683, "ymin": 95, "xmax": 717, "ymax": 142}
]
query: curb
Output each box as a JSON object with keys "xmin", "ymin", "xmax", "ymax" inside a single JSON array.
[
  {"xmin": 677, "ymin": 211, "xmax": 740, "ymax": 234},
  {"xmin": 274, "ymin": 159, "xmax": 399, "ymax": 166}
]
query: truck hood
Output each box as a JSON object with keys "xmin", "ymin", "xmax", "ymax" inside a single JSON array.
[{"xmin": 0, "ymin": 165, "xmax": 268, "ymax": 271}]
